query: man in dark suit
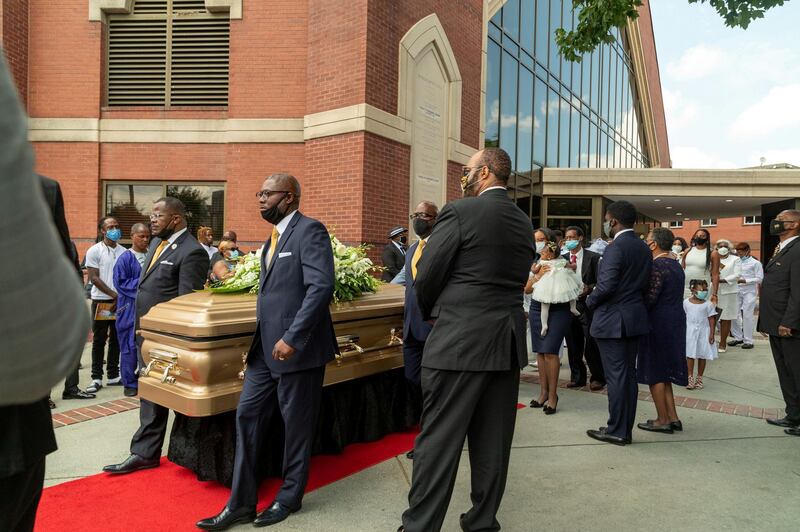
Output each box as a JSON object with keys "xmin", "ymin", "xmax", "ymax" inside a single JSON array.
[
  {"xmin": 103, "ymin": 196, "xmax": 209, "ymax": 474},
  {"xmin": 562, "ymin": 225, "xmax": 605, "ymax": 390},
  {"xmin": 402, "ymin": 200, "xmax": 439, "ymax": 460},
  {"xmin": 586, "ymin": 201, "xmax": 651, "ymax": 446},
  {"xmin": 400, "ymin": 148, "xmax": 535, "ymax": 532},
  {"xmin": 381, "ymin": 226, "xmax": 407, "ymax": 282},
  {"xmin": 198, "ymin": 173, "xmax": 337, "ymax": 530},
  {"xmin": 758, "ymin": 210, "xmax": 800, "ymax": 436}
]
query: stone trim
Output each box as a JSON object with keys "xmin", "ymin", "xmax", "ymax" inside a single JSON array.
[
  {"xmin": 205, "ymin": 0, "xmax": 242, "ymax": 19},
  {"xmin": 625, "ymin": 18, "xmax": 661, "ymax": 167},
  {"xmin": 89, "ymin": 0, "xmax": 242, "ymax": 21}
]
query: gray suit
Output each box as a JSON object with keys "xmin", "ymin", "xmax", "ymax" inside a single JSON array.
[{"xmin": 129, "ymin": 230, "xmax": 209, "ymax": 459}]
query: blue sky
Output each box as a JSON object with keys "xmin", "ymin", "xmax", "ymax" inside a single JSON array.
[{"xmin": 650, "ymin": 0, "xmax": 800, "ymax": 168}]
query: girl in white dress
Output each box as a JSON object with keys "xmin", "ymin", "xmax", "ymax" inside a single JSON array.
[
  {"xmin": 684, "ymin": 279, "xmax": 718, "ymax": 390},
  {"xmin": 532, "ymin": 242, "xmax": 583, "ymax": 336}
]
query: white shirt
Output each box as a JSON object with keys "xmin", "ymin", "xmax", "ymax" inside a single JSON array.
[
  {"xmin": 718, "ymin": 255, "xmax": 741, "ymax": 295},
  {"xmin": 613, "ymin": 228, "xmax": 634, "ymax": 240},
  {"xmin": 132, "ymin": 250, "xmax": 147, "ymax": 268},
  {"xmin": 738, "ymin": 255, "xmax": 763, "ymax": 289},
  {"xmin": 85, "ymin": 241, "xmax": 127, "ymax": 300},
  {"xmin": 201, "ymin": 243, "xmax": 218, "ymax": 259},
  {"xmin": 273, "ymin": 210, "xmax": 298, "ymax": 244},
  {"xmin": 479, "ymin": 185, "xmax": 507, "ymax": 195},
  {"xmin": 392, "ymin": 240, "xmax": 406, "ymax": 256},
  {"xmin": 567, "ymin": 247, "xmax": 584, "ymax": 275},
  {"xmin": 779, "ymin": 235, "xmax": 799, "ymax": 251}
]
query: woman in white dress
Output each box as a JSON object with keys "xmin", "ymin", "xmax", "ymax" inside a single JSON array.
[
  {"xmin": 681, "ymin": 228, "xmax": 720, "ymax": 303},
  {"xmin": 715, "ymin": 239, "xmax": 741, "ymax": 352}
]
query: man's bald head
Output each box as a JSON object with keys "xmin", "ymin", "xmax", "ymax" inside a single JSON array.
[
  {"xmin": 478, "ymin": 148, "xmax": 512, "ymax": 183},
  {"xmin": 778, "ymin": 209, "xmax": 800, "ymax": 221},
  {"xmin": 266, "ymin": 173, "xmax": 301, "ymax": 197}
]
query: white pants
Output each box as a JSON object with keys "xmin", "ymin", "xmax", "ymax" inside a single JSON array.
[{"xmin": 732, "ymin": 290, "xmax": 757, "ymax": 344}]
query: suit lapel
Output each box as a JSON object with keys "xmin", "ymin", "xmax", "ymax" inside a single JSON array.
[
  {"xmin": 768, "ymin": 237, "xmax": 800, "ymax": 269},
  {"xmin": 140, "ymin": 231, "xmax": 188, "ymax": 284},
  {"xmin": 581, "ymin": 250, "xmax": 591, "ymax": 278},
  {"xmin": 139, "ymin": 238, "xmax": 162, "ymax": 284},
  {"xmin": 263, "ymin": 212, "xmax": 302, "ymax": 284}
]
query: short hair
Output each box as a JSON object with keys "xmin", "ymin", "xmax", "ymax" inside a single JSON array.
[
  {"xmin": 736, "ymin": 242, "xmax": 751, "ymax": 251},
  {"xmin": 266, "ymin": 173, "xmax": 301, "ymax": 198},
  {"xmin": 606, "ymin": 200, "xmax": 637, "ymax": 227},
  {"xmin": 565, "ymin": 226, "xmax": 584, "ymax": 238},
  {"xmin": 197, "ymin": 226, "xmax": 212, "ymax": 239},
  {"xmin": 650, "ymin": 227, "xmax": 674, "ymax": 251},
  {"xmin": 780, "ymin": 209, "xmax": 800, "ymax": 220},
  {"xmin": 98, "ymin": 216, "xmax": 116, "ymax": 229},
  {"xmin": 222, "ymin": 230, "xmax": 237, "ymax": 241},
  {"xmin": 155, "ymin": 196, "xmax": 187, "ymax": 217},
  {"xmin": 535, "ymin": 227, "xmax": 557, "ymax": 244},
  {"xmin": 417, "ymin": 200, "xmax": 439, "ymax": 214},
  {"xmin": 479, "ymin": 148, "xmax": 512, "ymax": 182},
  {"xmin": 689, "ymin": 279, "xmax": 708, "ymax": 290},
  {"xmin": 716, "ymin": 239, "xmax": 732, "ymax": 248},
  {"xmin": 130, "ymin": 223, "xmax": 150, "ymax": 235}
]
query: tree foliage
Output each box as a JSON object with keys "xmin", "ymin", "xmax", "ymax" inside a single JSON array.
[{"xmin": 556, "ymin": 0, "xmax": 789, "ymax": 62}]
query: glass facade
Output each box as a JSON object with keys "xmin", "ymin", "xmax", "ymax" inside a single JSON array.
[{"xmin": 485, "ymin": 0, "xmax": 650, "ymax": 230}]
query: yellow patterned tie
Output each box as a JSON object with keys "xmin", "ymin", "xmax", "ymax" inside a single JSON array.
[
  {"xmin": 267, "ymin": 227, "xmax": 280, "ymax": 265},
  {"xmin": 146, "ymin": 240, "xmax": 169, "ymax": 273},
  {"xmin": 773, "ymin": 243, "xmax": 781, "ymax": 258},
  {"xmin": 411, "ymin": 239, "xmax": 426, "ymax": 279}
]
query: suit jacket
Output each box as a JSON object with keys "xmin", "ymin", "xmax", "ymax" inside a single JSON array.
[
  {"xmin": 562, "ymin": 248, "xmax": 600, "ymax": 310},
  {"xmin": 403, "ymin": 241, "xmax": 432, "ymax": 342},
  {"xmin": 757, "ymin": 237, "xmax": 800, "ymax": 336},
  {"xmin": 135, "ymin": 230, "xmax": 209, "ymax": 325},
  {"xmin": 381, "ymin": 242, "xmax": 405, "ymax": 282},
  {"xmin": 40, "ymin": 175, "xmax": 81, "ymax": 275},
  {"xmin": 415, "ymin": 189, "xmax": 535, "ymax": 371},
  {"xmin": 253, "ymin": 212, "xmax": 337, "ymax": 374},
  {"xmin": 586, "ymin": 231, "xmax": 652, "ymax": 338}
]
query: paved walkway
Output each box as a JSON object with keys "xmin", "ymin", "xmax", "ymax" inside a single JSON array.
[{"xmin": 46, "ymin": 337, "xmax": 799, "ymax": 531}]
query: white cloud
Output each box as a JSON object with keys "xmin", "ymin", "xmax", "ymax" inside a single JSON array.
[
  {"xmin": 662, "ymin": 88, "xmax": 699, "ymax": 131},
  {"xmin": 746, "ymin": 148, "xmax": 800, "ymax": 167},
  {"xmin": 666, "ymin": 44, "xmax": 727, "ymax": 81},
  {"xmin": 729, "ymin": 84, "xmax": 800, "ymax": 140},
  {"xmin": 670, "ymin": 146, "xmax": 737, "ymax": 169}
]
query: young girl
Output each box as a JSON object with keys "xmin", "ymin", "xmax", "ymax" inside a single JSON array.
[
  {"xmin": 684, "ymin": 279, "xmax": 718, "ymax": 389},
  {"xmin": 532, "ymin": 241, "xmax": 583, "ymax": 336}
]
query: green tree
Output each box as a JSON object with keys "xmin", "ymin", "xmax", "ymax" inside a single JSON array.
[{"xmin": 557, "ymin": 0, "xmax": 789, "ymax": 62}]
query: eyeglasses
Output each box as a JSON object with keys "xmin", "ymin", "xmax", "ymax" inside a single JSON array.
[
  {"xmin": 255, "ymin": 190, "xmax": 291, "ymax": 200},
  {"xmin": 149, "ymin": 213, "xmax": 172, "ymax": 220},
  {"xmin": 410, "ymin": 212, "xmax": 435, "ymax": 220},
  {"xmin": 461, "ymin": 165, "xmax": 488, "ymax": 178}
]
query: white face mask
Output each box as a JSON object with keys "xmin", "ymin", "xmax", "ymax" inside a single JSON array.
[
  {"xmin": 671, "ymin": 245, "xmax": 682, "ymax": 255},
  {"xmin": 718, "ymin": 247, "xmax": 730, "ymax": 256},
  {"xmin": 535, "ymin": 241, "xmax": 546, "ymax": 253}
]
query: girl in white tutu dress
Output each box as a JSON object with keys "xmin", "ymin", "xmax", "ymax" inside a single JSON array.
[{"xmin": 532, "ymin": 241, "xmax": 583, "ymax": 336}]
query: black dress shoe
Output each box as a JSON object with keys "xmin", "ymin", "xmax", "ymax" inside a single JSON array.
[
  {"xmin": 785, "ymin": 427, "xmax": 800, "ymax": 436},
  {"xmin": 766, "ymin": 417, "xmax": 800, "ymax": 428},
  {"xmin": 637, "ymin": 421, "xmax": 673, "ymax": 433},
  {"xmin": 587, "ymin": 427, "xmax": 630, "ymax": 446},
  {"xmin": 102, "ymin": 454, "xmax": 159, "ymax": 474},
  {"xmin": 254, "ymin": 501, "xmax": 299, "ymax": 527},
  {"xmin": 589, "ymin": 381, "xmax": 606, "ymax": 391},
  {"xmin": 405, "ymin": 450, "xmax": 414, "ymax": 459},
  {"xmin": 49, "ymin": 398, "xmax": 56, "ymax": 409},
  {"xmin": 62, "ymin": 388, "xmax": 96, "ymax": 400},
  {"xmin": 671, "ymin": 420, "xmax": 683, "ymax": 431},
  {"xmin": 741, "ymin": 343, "xmax": 754, "ymax": 349},
  {"xmin": 727, "ymin": 340, "xmax": 743, "ymax": 346},
  {"xmin": 566, "ymin": 381, "xmax": 586, "ymax": 389},
  {"xmin": 196, "ymin": 506, "xmax": 256, "ymax": 531},
  {"xmin": 123, "ymin": 387, "xmax": 138, "ymax": 397}
]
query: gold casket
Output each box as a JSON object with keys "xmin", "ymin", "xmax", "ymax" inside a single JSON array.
[{"xmin": 137, "ymin": 284, "xmax": 405, "ymax": 416}]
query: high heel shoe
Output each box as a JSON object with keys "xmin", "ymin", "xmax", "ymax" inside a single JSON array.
[
  {"xmin": 543, "ymin": 395, "xmax": 558, "ymax": 415},
  {"xmin": 529, "ymin": 397, "xmax": 547, "ymax": 408}
]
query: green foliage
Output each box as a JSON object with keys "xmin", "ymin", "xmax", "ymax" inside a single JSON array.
[{"xmin": 556, "ymin": 0, "xmax": 788, "ymax": 62}]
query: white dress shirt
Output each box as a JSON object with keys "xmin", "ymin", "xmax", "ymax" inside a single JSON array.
[
  {"xmin": 568, "ymin": 247, "xmax": 584, "ymax": 275},
  {"xmin": 613, "ymin": 228, "xmax": 634, "ymax": 240},
  {"xmin": 738, "ymin": 256, "xmax": 764, "ymax": 290},
  {"xmin": 779, "ymin": 235, "xmax": 799, "ymax": 251},
  {"xmin": 273, "ymin": 209, "xmax": 298, "ymax": 244}
]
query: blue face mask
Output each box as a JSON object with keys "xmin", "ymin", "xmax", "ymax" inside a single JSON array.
[
  {"xmin": 695, "ymin": 290, "xmax": 708, "ymax": 300},
  {"xmin": 106, "ymin": 228, "xmax": 122, "ymax": 242},
  {"xmin": 228, "ymin": 250, "xmax": 239, "ymax": 259},
  {"xmin": 564, "ymin": 239, "xmax": 580, "ymax": 251}
]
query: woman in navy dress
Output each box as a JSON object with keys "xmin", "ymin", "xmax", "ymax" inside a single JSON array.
[
  {"xmin": 526, "ymin": 228, "xmax": 574, "ymax": 415},
  {"xmin": 637, "ymin": 227, "xmax": 688, "ymax": 434}
]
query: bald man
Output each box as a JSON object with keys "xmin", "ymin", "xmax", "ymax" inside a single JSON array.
[{"xmin": 759, "ymin": 209, "xmax": 800, "ymax": 436}]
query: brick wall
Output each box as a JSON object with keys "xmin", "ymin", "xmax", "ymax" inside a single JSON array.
[
  {"xmin": 1, "ymin": 0, "xmax": 29, "ymax": 108},
  {"xmin": 672, "ymin": 218, "xmax": 762, "ymax": 259}
]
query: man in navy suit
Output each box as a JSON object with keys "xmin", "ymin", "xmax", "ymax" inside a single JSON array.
[
  {"xmin": 198, "ymin": 173, "xmax": 337, "ymax": 530},
  {"xmin": 586, "ymin": 201, "xmax": 651, "ymax": 445},
  {"xmin": 402, "ymin": 200, "xmax": 438, "ymax": 459}
]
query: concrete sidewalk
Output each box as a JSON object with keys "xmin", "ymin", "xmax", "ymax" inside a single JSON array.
[{"xmin": 45, "ymin": 338, "xmax": 799, "ymax": 531}]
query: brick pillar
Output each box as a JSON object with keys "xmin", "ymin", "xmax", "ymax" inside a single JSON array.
[{"xmin": 0, "ymin": 0, "xmax": 29, "ymax": 109}]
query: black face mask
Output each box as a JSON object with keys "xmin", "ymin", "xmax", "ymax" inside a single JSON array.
[
  {"xmin": 399, "ymin": 235, "xmax": 408, "ymax": 245},
  {"xmin": 694, "ymin": 237, "xmax": 708, "ymax": 246},
  {"xmin": 155, "ymin": 219, "xmax": 176, "ymax": 240},
  {"xmin": 769, "ymin": 219, "xmax": 792, "ymax": 236},
  {"xmin": 260, "ymin": 195, "xmax": 288, "ymax": 225},
  {"xmin": 412, "ymin": 218, "xmax": 433, "ymax": 238}
]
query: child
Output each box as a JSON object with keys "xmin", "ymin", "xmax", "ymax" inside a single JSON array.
[
  {"xmin": 532, "ymin": 241, "xmax": 583, "ymax": 336},
  {"xmin": 685, "ymin": 279, "xmax": 718, "ymax": 389}
]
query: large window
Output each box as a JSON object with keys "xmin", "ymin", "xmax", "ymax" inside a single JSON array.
[
  {"xmin": 669, "ymin": 221, "xmax": 683, "ymax": 229},
  {"xmin": 104, "ymin": 182, "xmax": 225, "ymax": 241},
  {"xmin": 700, "ymin": 218, "xmax": 717, "ymax": 227},
  {"xmin": 486, "ymin": 0, "xmax": 649, "ymax": 172},
  {"xmin": 743, "ymin": 215, "xmax": 762, "ymax": 225},
  {"xmin": 106, "ymin": 0, "xmax": 230, "ymax": 107}
]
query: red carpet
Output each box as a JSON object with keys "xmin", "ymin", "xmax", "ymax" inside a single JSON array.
[{"xmin": 37, "ymin": 405, "xmax": 523, "ymax": 531}]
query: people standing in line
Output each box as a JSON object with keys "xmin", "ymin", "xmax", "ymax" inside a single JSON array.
[
  {"xmin": 561, "ymin": 226, "xmax": 605, "ymax": 391},
  {"xmin": 401, "ymin": 200, "xmax": 439, "ymax": 460},
  {"xmin": 730, "ymin": 242, "xmax": 763, "ymax": 350},
  {"xmin": 685, "ymin": 279, "xmax": 718, "ymax": 390},
  {"xmin": 197, "ymin": 226, "xmax": 218, "ymax": 259},
  {"xmin": 112, "ymin": 223, "xmax": 151, "ymax": 398},
  {"xmin": 40, "ymin": 175, "xmax": 95, "ymax": 404},
  {"xmin": 381, "ymin": 226, "xmax": 408, "ymax": 282},
  {"xmin": 0, "ymin": 58, "xmax": 92, "ymax": 532},
  {"xmin": 527, "ymin": 235, "xmax": 580, "ymax": 415},
  {"xmin": 85, "ymin": 216, "xmax": 127, "ymax": 394},
  {"xmin": 682, "ymin": 228, "xmax": 720, "ymax": 304},
  {"xmin": 715, "ymin": 239, "xmax": 742, "ymax": 352},
  {"xmin": 586, "ymin": 200, "xmax": 652, "ymax": 446},
  {"xmin": 399, "ymin": 148, "xmax": 534, "ymax": 532},
  {"xmin": 757, "ymin": 210, "xmax": 800, "ymax": 436},
  {"xmin": 198, "ymin": 174, "xmax": 338, "ymax": 529},
  {"xmin": 103, "ymin": 197, "xmax": 209, "ymax": 474},
  {"xmin": 672, "ymin": 236, "xmax": 689, "ymax": 260},
  {"xmin": 637, "ymin": 228, "xmax": 687, "ymax": 434}
]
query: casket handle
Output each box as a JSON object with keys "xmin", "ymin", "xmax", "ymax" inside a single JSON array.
[{"xmin": 141, "ymin": 349, "xmax": 180, "ymax": 384}]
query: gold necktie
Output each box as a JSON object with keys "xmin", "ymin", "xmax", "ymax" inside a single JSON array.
[
  {"xmin": 267, "ymin": 227, "xmax": 280, "ymax": 265},
  {"xmin": 773, "ymin": 243, "xmax": 781, "ymax": 258},
  {"xmin": 411, "ymin": 239, "xmax": 426, "ymax": 279},
  {"xmin": 146, "ymin": 240, "xmax": 169, "ymax": 273}
]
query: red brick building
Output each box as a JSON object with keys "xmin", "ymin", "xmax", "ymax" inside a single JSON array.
[{"xmin": 671, "ymin": 217, "xmax": 762, "ymax": 260}]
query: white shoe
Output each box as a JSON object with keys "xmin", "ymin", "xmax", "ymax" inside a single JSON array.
[
  {"xmin": 86, "ymin": 379, "xmax": 103, "ymax": 393},
  {"xmin": 106, "ymin": 377, "xmax": 122, "ymax": 386},
  {"xmin": 718, "ymin": 348, "xmax": 726, "ymax": 353}
]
